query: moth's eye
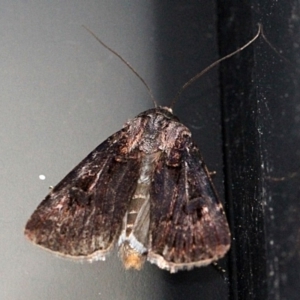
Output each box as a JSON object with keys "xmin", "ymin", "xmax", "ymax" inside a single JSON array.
[{"xmin": 181, "ymin": 132, "xmax": 190, "ymax": 139}]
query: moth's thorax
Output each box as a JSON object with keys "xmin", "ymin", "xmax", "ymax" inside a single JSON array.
[{"xmin": 126, "ymin": 107, "xmax": 191, "ymax": 154}]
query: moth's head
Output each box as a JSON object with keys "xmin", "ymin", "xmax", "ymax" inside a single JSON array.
[
  {"xmin": 159, "ymin": 106, "xmax": 173, "ymax": 114},
  {"xmin": 136, "ymin": 106, "xmax": 179, "ymax": 123}
]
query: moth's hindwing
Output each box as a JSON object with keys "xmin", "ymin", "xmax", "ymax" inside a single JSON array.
[{"xmin": 25, "ymin": 129, "xmax": 141, "ymax": 261}]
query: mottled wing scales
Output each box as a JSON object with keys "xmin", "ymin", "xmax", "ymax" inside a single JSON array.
[
  {"xmin": 148, "ymin": 141, "xmax": 230, "ymax": 273},
  {"xmin": 25, "ymin": 130, "xmax": 140, "ymax": 260}
]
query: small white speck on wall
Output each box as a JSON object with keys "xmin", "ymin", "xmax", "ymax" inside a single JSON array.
[{"xmin": 39, "ymin": 174, "xmax": 46, "ymax": 180}]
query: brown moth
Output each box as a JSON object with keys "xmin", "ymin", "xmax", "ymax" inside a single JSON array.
[{"xmin": 24, "ymin": 25, "xmax": 262, "ymax": 273}]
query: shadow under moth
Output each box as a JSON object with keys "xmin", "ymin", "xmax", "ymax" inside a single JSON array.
[{"xmin": 24, "ymin": 25, "xmax": 262, "ymax": 273}]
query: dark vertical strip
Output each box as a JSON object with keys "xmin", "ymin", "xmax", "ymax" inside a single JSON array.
[
  {"xmin": 217, "ymin": 1, "xmax": 300, "ymax": 299},
  {"xmin": 217, "ymin": 3, "xmax": 268, "ymax": 300}
]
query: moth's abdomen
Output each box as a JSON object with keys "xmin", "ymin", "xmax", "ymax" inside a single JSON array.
[{"xmin": 118, "ymin": 152, "xmax": 159, "ymax": 270}]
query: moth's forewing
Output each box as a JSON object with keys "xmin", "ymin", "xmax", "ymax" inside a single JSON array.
[
  {"xmin": 148, "ymin": 138, "xmax": 231, "ymax": 273},
  {"xmin": 24, "ymin": 130, "xmax": 141, "ymax": 261}
]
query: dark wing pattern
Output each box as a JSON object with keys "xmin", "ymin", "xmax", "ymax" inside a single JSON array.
[
  {"xmin": 148, "ymin": 139, "xmax": 231, "ymax": 272},
  {"xmin": 25, "ymin": 129, "xmax": 140, "ymax": 260}
]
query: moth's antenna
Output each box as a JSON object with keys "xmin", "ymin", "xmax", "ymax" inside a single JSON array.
[
  {"xmin": 260, "ymin": 26, "xmax": 293, "ymax": 67},
  {"xmin": 170, "ymin": 24, "xmax": 262, "ymax": 109},
  {"xmin": 83, "ymin": 25, "xmax": 158, "ymax": 107}
]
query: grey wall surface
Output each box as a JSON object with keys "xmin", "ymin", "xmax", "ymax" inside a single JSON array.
[{"xmin": 1, "ymin": 1, "xmax": 226, "ymax": 300}]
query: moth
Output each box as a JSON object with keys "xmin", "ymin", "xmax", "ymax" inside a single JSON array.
[{"xmin": 24, "ymin": 25, "xmax": 262, "ymax": 273}]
